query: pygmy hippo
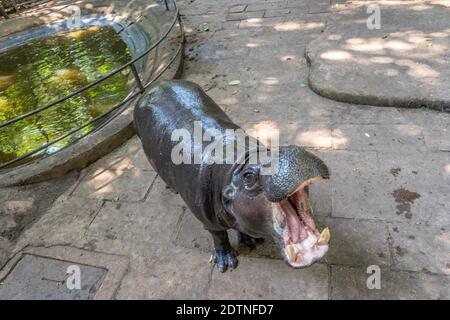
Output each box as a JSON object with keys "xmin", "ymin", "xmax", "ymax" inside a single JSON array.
[{"xmin": 134, "ymin": 80, "xmax": 330, "ymax": 272}]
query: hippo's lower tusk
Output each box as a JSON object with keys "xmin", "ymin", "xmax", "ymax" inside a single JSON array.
[
  {"xmin": 286, "ymin": 244, "xmax": 296, "ymax": 262},
  {"xmin": 317, "ymin": 227, "xmax": 331, "ymax": 246}
]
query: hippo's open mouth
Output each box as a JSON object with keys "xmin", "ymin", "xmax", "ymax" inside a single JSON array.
[{"xmin": 272, "ymin": 176, "xmax": 330, "ymax": 268}]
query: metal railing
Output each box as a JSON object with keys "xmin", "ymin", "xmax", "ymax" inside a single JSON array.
[{"xmin": 0, "ymin": 0, "xmax": 184, "ymax": 170}]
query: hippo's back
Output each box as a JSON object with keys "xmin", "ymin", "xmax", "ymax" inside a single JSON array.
[{"xmin": 133, "ymin": 80, "xmax": 238, "ymax": 201}]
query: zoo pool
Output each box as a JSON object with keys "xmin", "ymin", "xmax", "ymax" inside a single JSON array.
[
  {"xmin": 0, "ymin": 26, "xmax": 133, "ymax": 166},
  {"xmin": 0, "ymin": 0, "xmax": 183, "ymax": 183}
]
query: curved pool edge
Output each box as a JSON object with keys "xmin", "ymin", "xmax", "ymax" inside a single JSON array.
[{"xmin": 0, "ymin": 34, "xmax": 184, "ymax": 187}]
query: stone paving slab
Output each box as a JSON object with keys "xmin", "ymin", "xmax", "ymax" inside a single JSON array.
[
  {"xmin": 207, "ymin": 257, "xmax": 329, "ymax": 299},
  {"xmin": 86, "ymin": 196, "xmax": 184, "ymax": 247},
  {"xmin": 327, "ymin": 151, "xmax": 384, "ymax": 219},
  {"xmin": 115, "ymin": 246, "xmax": 212, "ymax": 299},
  {"xmin": 388, "ymin": 222, "xmax": 450, "ymax": 275},
  {"xmin": 331, "ymin": 104, "xmax": 416, "ymax": 125},
  {"xmin": 323, "ymin": 217, "xmax": 391, "ymax": 267},
  {"xmin": 331, "ymin": 265, "xmax": 450, "ymax": 300},
  {"xmin": 0, "ymin": 246, "xmax": 128, "ymax": 300},
  {"xmin": 175, "ymin": 211, "xmax": 213, "ymax": 253},
  {"xmin": 377, "ymin": 151, "xmax": 450, "ymax": 225},
  {"xmin": 324, "ymin": 150, "xmax": 448, "ymax": 225},
  {"xmin": 306, "ymin": 1, "xmax": 450, "ymax": 111},
  {"xmin": 145, "ymin": 176, "xmax": 188, "ymax": 208},
  {"xmin": 83, "ymin": 135, "xmax": 152, "ymax": 171},
  {"xmin": 423, "ymin": 123, "xmax": 450, "ymax": 151},
  {"xmin": 71, "ymin": 168, "xmax": 156, "ymax": 202},
  {"xmin": 13, "ymin": 196, "xmax": 104, "ymax": 252},
  {"xmin": 331, "ymin": 124, "xmax": 426, "ymax": 152},
  {"xmin": 0, "ymin": 172, "xmax": 78, "ymax": 242},
  {"xmin": 0, "ymin": 254, "xmax": 106, "ymax": 300}
]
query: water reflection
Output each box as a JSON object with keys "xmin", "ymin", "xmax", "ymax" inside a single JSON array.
[{"xmin": 0, "ymin": 26, "xmax": 132, "ymax": 166}]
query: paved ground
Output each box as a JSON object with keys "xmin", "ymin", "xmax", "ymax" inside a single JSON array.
[
  {"xmin": 0, "ymin": 0, "xmax": 449, "ymax": 299},
  {"xmin": 306, "ymin": 1, "xmax": 450, "ymax": 110}
]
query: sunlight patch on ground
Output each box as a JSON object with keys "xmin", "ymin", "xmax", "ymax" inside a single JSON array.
[
  {"xmin": 296, "ymin": 129, "xmax": 332, "ymax": 149},
  {"xmin": 411, "ymin": 4, "xmax": 433, "ymax": 10},
  {"xmin": 395, "ymin": 59, "xmax": 440, "ymax": 78},
  {"xmin": 330, "ymin": 129, "xmax": 348, "ymax": 149},
  {"xmin": 320, "ymin": 50, "xmax": 353, "ymax": 61},
  {"xmin": 445, "ymin": 164, "xmax": 450, "ymax": 175},
  {"xmin": 345, "ymin": 38, "xmax": 414, "ymax": 53},
  {"xmin": 274, "ymin": 21, "xmax": 325, "ymax": 32},
  {"xmin": 250, "ymin": 121, "xmax": 279, "ymax": 148},
  {"xmin": 246, "ymin": 42, "xmax": 261, "ymax": 48},
  {"xmin": 240, "ymin": 18, "xmax": 263, "ymax": 28},
  {"xmin": 87, "ymin": 170, "xmax": 122, "ymax": 193},
  {"xmin": 369, "ymin": 56, "xmax": 395, "ymax": 64},
  {"xmin": 262, "ymin": 77, "xmax": 279, "ymax": 86}
]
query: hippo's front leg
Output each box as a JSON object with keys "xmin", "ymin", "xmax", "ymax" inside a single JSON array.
[{"xmin": 208, "ymin": 230, "xmax": 238, "ymax": 272}]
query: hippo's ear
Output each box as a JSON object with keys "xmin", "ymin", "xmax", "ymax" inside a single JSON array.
[{"xmin": 222, "ymin": 184, "xmax": 237, "ymax": 200}]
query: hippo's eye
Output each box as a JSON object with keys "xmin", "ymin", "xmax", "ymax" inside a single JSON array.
[{"xmin": 243, "ymin": 170, "xmax": 259, "ymax": 191}]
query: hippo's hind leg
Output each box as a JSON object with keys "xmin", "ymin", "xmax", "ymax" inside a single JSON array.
[
  {"xmin": 238, "ymin": 232, "xmax": 264, "ymax": 250},
  {"xmin": 208, "ymin": 230, "xmax": 238, "ymax": 272}
]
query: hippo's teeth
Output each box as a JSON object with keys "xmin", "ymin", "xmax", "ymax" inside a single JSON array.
[
  {"xmin": 317, "ymin": 227, "xmax": 330, "ymax": 246},
  {"xmin": 286, "ymin": 244, "xmax": 296, "ymax": 262},
  {"xmin": 295, "ymin": 252, "xmax": 303, "ymax": 264}
]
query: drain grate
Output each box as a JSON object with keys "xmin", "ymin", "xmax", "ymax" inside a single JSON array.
[{"xmin": 0, "ymin": 254, "xmax": 107, "ymax": 300}]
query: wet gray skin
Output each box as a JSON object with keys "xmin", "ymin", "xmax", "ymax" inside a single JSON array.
[{"xmin": 134, "ymin": 80, "xmax": 331, "ymax": 272}]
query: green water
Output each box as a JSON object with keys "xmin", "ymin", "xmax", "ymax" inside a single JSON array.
[{"xmin": 0, "ymin": 26, "xmax": 132, "ymax": 167}]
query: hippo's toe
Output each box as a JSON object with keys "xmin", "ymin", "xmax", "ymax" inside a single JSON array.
[{"xmin": 210, "ymin": 249, "xmax": 238, "ymax": 272}]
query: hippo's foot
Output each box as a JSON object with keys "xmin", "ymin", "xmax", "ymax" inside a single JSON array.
[
  {"xmin": 209, "ymin": 248, "xmax": 238, "ymax": 272},
  {"xmin": 238, "ymin": 232, "xmax": 264, "ymax": 250}
]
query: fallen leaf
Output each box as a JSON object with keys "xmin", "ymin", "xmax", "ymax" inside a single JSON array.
[
  {"xmin": 198, "ymin": 23, "xmax": 209, "ymax": 32},
  {"xmin": 299, "ymin": 82, "xmax": 307, "ymax": 88},
  {"xmin": 398, "ymin": 138, "xmax": 405, "ymax": 144},
  {"xmin": 228, "ymin": 80, "xmax": 241, "ymax": 86}
]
